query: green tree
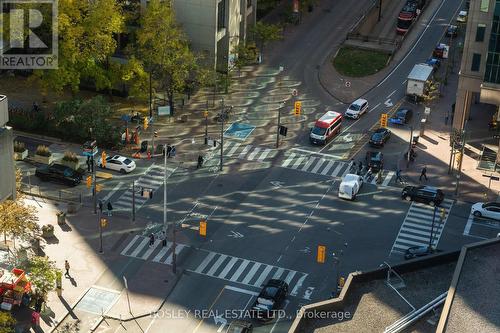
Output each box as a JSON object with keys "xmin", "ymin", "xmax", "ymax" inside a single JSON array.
[
  {"xmin": 27, "ymin": 256, "xmax": 59, "ymax": 299},
  {"xmin": 0, "ymin": 312, "xmax": 15, "ymax": 333},
  {"xmin": 33, "ymin": 0, "xmax": 125, "ymax": 94},
  {"xmin": 249, "ymin": 22, "xmax": 283, "ymax": 58},
  {"xmin": 136, "ymin": 0, "xmax": 198, "ymax": 115},
  {"xmin": 232, "ymin": 42, "xmax": 258, "ymax": 73}
]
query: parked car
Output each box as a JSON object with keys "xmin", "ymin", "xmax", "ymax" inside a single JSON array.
[
  {"xmin": 425, "ymin": 58, "xmax": 441, "ymax": 72},
  {"xmin": 369, "ymin": 128, "xmax": 391, "ymax": 147},
  {"xmin": 252, "ymin": 279, "xmax": 288, "ymax": 321},
  {"xmin": 35, "ymin": 163, "xmax": 82, "ymax": 186},
  {"xmin": 457, "ymin": 10, "xmax": 467, "ymax": 23},
  {"xmin": 97, "ymin": 155, "xmax": 136, "ymax": 174},
  {"xmin": 401, "ymin": 186, "xmax": 444, "ymax": 206},
  {"xmin": 339, "ymin": 174, "xmax": 363, "ymax": 200},
  {"xmin": 389, "ymin": 108, "xmax": 413, "ymax": 125},
  {"xmin": 404, "ymin": 246, "xmax": 435, "ymax": 260},
  {"xmin": 471, "ymin": 202, "xmax": 500, "ymax": 220},
  {"xmin": 365, "ymin": 151, "xmax": 384, "ymax": 172},
  {"xmin": 446, "ymin": 24, "xmax": 458, "ymax": 37},
  {"xmin": 226, "ymin": 320, "xmax": 253, "ymax": 333},
  {"xmin": 433, "ymin": 43, "xmax": 449, "ymax": 58},
  {"xmin": 345, "ymin": 99, "xmax": 369, "ymax": 119}
]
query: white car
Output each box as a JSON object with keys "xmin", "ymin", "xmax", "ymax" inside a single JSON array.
[
  {"xmin": 457, "ymin": 10, "xmax": 467, "ymax": 23},
  {"xmin": 339, "ymin": 174, "xmax": 363, "ymax": 200},
  {"xmin": 345, "ymin": 99, "xmax": 368, "ymax": 119},
  {"xmin": 471, "ymin": 202, "xmax": 500, "ymax": 220},
  {"xmin": 98, "ymin": 155, "xmax": 136, "ymax": 174}
]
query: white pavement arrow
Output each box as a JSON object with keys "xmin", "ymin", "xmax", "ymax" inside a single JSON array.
[
  {"xmin": 384, "ymin": 99, "xmax": 393, "ymax": 107},
  {"xmin": 215, "ymin": 315, "xmax": 227, "ymax": 333},
  {"xmin": 299, "ymin": 247, "xmax": 311, "ymax": 253},
  {"xmin": 303, "ymin": 287, "xmax": 315, "ymax": 300},
  {"xmin": 270, "ymin": 181, "xmax": 285, "ymax": 188},
  {"xmin": 343, "ymin": 134, "xmax": 353, "ymax": 143},
  {"xmin": 228, "ymin": 231, "xmax": 244, "ymax": 238}
]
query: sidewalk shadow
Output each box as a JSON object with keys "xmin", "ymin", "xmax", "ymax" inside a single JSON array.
[
  {"xmin": 43, "ymin": 236, "xmax": 59, "ymax": 245},
  {"xmin": 58, "ymin": 296, "xmax": 78, "ymax": 320},
  {"xmin": 421, "ymin": 135, "xmax": 438, "ymax": 146},
  {"xmin": 59, "ymin": 223, "xmax": 73, "ymax": 232},
  {"xmin": 40, "ymin": 305, "xmax": 56, "ymax": 327},
  {"xmin": 68, "ymin": 275, "xmax": 78, "ymax": 287}
]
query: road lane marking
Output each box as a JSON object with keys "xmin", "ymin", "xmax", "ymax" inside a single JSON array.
[
  {"xmin": 311, "ymin": 158, "xmax": 326, "ymax": 173},
  {"xmin": 229, "ymin": 260, "xmax": 250, "ymax": 282},
  {"xmin": 301, "ymin": 157, "xmax": 316, "ymax": 171},
  {"xmin": 226, "ymin": 142, "xmax": 241, "ymax": 156},
  {"xmin": 463, "ymin": 213, "xmax": 473, "ymax": 235},
  {"xmin": 382, "ymin": 171, "xmax": 395, "ymax": 186},
  {"xmin": 120, "ymin": 235, "xmax": 140, "ymax": 256},
  {"xmin": 238, "ymin": 145, "xmax": 251, "ymax": 159},
  {"xmin": 206, "ymin": 254, "xmax": 228, "ymax": 276},
  {"xmin": 272, "ymin": 267, "xmax": 285, "ymax": 279},
  {"xmin": 258, "ymin": 148, "xmax": 272, "ymax": 161},
  {"xmin": 284, "ymin": 271, "xmax": 297, "ymax": 285},
  {"xmin": 321, "ymin": 161, "xmax": 335, "ymax": 175},
  {"xmin": 291, "ymin": 148, "xmax": 342, "ymax": 159},
  {"xmin": 241, "ymin": 263, "xmax": 262, "ymax": 284},
  {"xmin": 387, "ymin": 89, "xmax": 397, "ymax": 98},
  {"xmin": 193, "ymin": 287, "xmax": 225, "ymax": 333},
  {"xmin": 254, "ymin": 265, "xmax": 274, "ymax": 287},
  {"xmin": 102, "ymin": 181, "xmax": 124, "ymax": 202},
  {"xmin": 247, "ymin": 147, "xmax": 261, "ymax": 160},
  {"xmin": 292, "ymin": 156, "xmax": 306, "ymax": 168},
  {"xmin": 163, "ymin": 244, "xmax": 186, "ymax": 264},
  {"xmin": 224, "ymin": 285, "xmax": 259, "ymax": 296},
  {"xmin": 331, "ymin": 163, "xmax": 344, "ymax": 177},
  {"xmin": 370, "ymin": 103, "xmax": 381, "ymax": 113},
  {"xmin": 130, "ymin": 238, "xmax": 149, "ymax": 257},
  {"xmin": 152, "ymin": 245, "xmax": 169, "ymax": 262},
  {"xmin": 195, "ymin": 252, "xmax": 217, "ymax": 273},
  {"xmin": 217, "ymin": 257, "xmax": 239, "ymax": 279},
  {"xmin": 282, "ymin": 153, "xmax": 296, "ymax": 167}
]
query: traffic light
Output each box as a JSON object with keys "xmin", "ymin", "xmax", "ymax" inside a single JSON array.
[
  {"xmin": 456, "ymin": 152, "xmax": 462, "ymax": 167},
  {"xmin": 143, "ymin": 117, "xmax": 149, "ymax": 130},
  {"xmin": 440, "ymin": 208, "xmax": 446, "ymax": 220},
  {"xmin": 86, "ymin": 176, "xmax": 92, "ymax": 188},
  {"xmin": 96, "ymin": 184, "xmax": 103, "ymax": 192},
  {"xmin": 294, "ymin": 101, "xmax": 302, "ymax": 116},
  {"xmin": 101, "ymin": 151, "xmax": 107, "ymax": 168}
]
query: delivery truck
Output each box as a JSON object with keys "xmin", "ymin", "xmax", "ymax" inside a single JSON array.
[{"xmin": 406, "ymin": 63, "xmax": 434, "ymax": 101}]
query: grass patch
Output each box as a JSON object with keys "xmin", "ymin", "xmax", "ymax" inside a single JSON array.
[{"xmin": 333, "ymin": 47, "xmax": 390, "ymax": 77}]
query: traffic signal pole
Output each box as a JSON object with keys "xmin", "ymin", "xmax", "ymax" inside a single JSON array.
[
  {"xmin": 220, "ymin": 98, "xmax": 224, "ymax": 171},
  {"xmin": 276, "ymin": 103, "xmax": 282, "ymax": 148},
  {"xmin": 92, "ymin": 154, "xmax": 97, "ymax": 214}
]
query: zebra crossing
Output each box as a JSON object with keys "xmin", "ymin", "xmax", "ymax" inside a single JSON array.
[
  {"xmin": 220, "ymin": 140, "xmax": 276, "ymax": 162},
  {"xmin": 120, "ymin": 235, "xmax": 188, "ymax": 264},
  {"xmin": 112, "ymin": 163, "xmax": 176, "ymax": 211},
  {"xmin": 281, "ymin": 153, "xmax": 396, "ymax": 186},
  {"xmin": 391, "ymin": 198, "xmax": 454, "ymax": 254},
  {"xmin": 189, "ymin": 250, "xmax": 307, "ymax": 296}
]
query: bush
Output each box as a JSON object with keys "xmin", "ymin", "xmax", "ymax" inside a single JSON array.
[
  {"xmin": 13, "ymin": 141, "xmax": 26, "ymax": 153},
  {"xmin": 35, "ymin": 145, "xmax": 51, "ymax": 157},
  {"xmin": 62, "ymin": 151, "xmax": 79, "ymax": 163}
]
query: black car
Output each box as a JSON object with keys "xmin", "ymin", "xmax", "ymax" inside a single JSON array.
[
  {"xmin": 404, "ymin": 246, "xmax": 435, "ymax": 260},
  {"xmin": 252, "ymin": 279, "xmax": 288, "ymax": 321},
  {"xmin": 389, "ymin": 108, "xmax": 413, "ymax": 125},
  {"xmin": 35, "ymin": 163, "xmax": 82, "ymax": 186},
  {"xmin": 226, "ymin": 320, "xmax": 253, "ymax": 333},
  {"xmin": 369, "ymin": 128, "xmax": 391, "ymax": 147},
  {"xmin": 446, "ymin": 24, "xmax": 458, "ymax": 37},
  {"xmin": 401, "ymin": 185, "xmax": 444, "ymax": 206},
  {"xmin": 365, "ymin": 151, "xmax": 384, "ymax": 172}
]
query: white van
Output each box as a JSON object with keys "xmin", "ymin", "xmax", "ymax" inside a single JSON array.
[
  {"xmin": 345, "ymin": 99, "xmax": 368, "ymax": 119},
  {"xmin": 339, "ymin": 174, "xmax": 363, "ymax": 200},
  {"xmin": 310, "ymin": 111, "xmax": 342, "ymax": 145}
]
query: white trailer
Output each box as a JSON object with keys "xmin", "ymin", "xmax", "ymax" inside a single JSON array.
[{"xmin": 406, "ymin": 63, "xmax": 434, "ymax": 99}]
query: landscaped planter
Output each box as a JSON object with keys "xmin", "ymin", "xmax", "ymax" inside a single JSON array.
[
  {"xmin": 14, "ymin": 149, "xmax": 28, "ymax": 161},
  {"xmin": 60, "ymin": 159, "xmax": 81, "ymax": 170},
  {"xmin": 41, "ymin": 224, "xmax": 54, "ymax": 238},
  {"xmin": 34, "ymin": 154, "xmax": 54, "ymax": 165}
]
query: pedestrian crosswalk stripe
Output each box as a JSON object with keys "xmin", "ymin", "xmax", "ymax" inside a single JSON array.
[
  {"xmin": 141, "ymin": 240, "xmax": 160, "ymax": 260},
  {"xmin": 301, "ymin": 157, "xmax": 316, "ymax": 171},
  {"xmin": 399, "ymin": 233, "xmax": 433, "ymax": 242},
  {"xmin": 207, "ymin": 254, "xmax": 228, "ymax": 276},
  {"xmin": 382, "ymin": 171, "xmax": 394, "ymax": 186},
  {"xmin": 241, "ymin": 263, "xmax": 262, "ymax": 284},
  {"xmin": 254, "ymin": 265, "xmax": 273, "ymax": 287},
  {"xmin": 195, "ymin": 252, "xmax": 217, "ymax": 273},
  {"xmin": 227, "ymin": 143, "xmax": 241, "ymax": 156},
  {"xmin": 292, "ymin": 156, "xmax": 306, "ymax": 168},
  {"xmin": 247, "ymin": 147, "xmax": 261, "ymax": 160},
  {"xmin": 282, "ymin": 153, "xmax": 296, "ymax": 168},
  {"xmin": 218, "ymin": 257, "xmax": 239, "ymax": 279},
  {"xmin": 341, "ymin": 162, "xmax": 353, "ymax": 178},
  {"xmin": 321, "ymin": 161, "xmax": 335, "ymax": 175},
  {"xmin": 238, "ymin": 146, "xmax": 252, "ymax": 159},
  {"xmin": 311, "ymin": 158, "xmax": 326, "ymax": 173},
  {"xmin": 164, "ymin": 244, "xmax": 186, "ymax": 264},
  {"xmin": 284, "ymin": 270, "xmax": 296, "ymax": 285},
  {"xmin": 120, "ymin": 235, "xmax": 140, "ymax": 256},
  {"xmin": 331, "ymin": 163, "xmax": 344, "ymax": 177},
  {"xmin": 130, "ymin": 238, "xmax": 149, "ymax": 257},
  {"xmin": 258, "ymin": 149, "xmax": 272, "ymax": 161},
  {"xmin": 273, "ymin": 267, "xmax": 285, "ymax": 279},
  {"xmin": 152, "ymin": 245, "xmax": 169, "ymax": 263},
  {"xmin": 230, "ymin": 259, "xmax": 250, "ymax": 282}
]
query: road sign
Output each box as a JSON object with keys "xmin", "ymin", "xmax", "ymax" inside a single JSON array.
[
  {"xmin": 199, "ymin": 220, "xmax": 207, "ymax": 237},
  {"xmin": 440, "ymin": 208, "xmax": 446, "ymax": 220},
  {"xmin": 100, "ymin": 217, "xmax": 107, "ymax": 228},
  {"xmin": 345, "ymin": 81, "xmax": 351, "ymax": 88},
  {"xmin": 279, "ymin": 125, "xmax": 288, "ymax": 136},
  {"xmin": 292, "ymin": 89, "xmax": 298, "ymax": 96},
  {"xmin": 380, "ymin": 113, "xmax": 388, "ymax": 127},
  {"xmin": 317, "ymin": 245, "xmax": 326, "ymax": 263},
  {"xmin": 224, "ymin": 122, "xmax": 256, "ymax": 140},
  {"xmin": 294, "ymin": 101, "xmax": 302, "ymax": 116}
]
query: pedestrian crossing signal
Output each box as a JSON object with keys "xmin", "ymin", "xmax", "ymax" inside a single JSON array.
[
  {"xmin": 199, "ymin": 220, "xmax": 207, "ymax": 237},
  {"xmin": 294, "ymin": 101, "xmax": 302, "ymax": 116},
  {"xmin": 456, "ymin": 152, "xmax": 462, "ymax": 167},
  {"xmin": 143, "ymin": 117, "xmax": 149, "ymax": 130},
  {"xmin": 317, "ymin": 245, "xmax": 326, "ymax": 263},
  {"xmin": 100, "ymin": 218, "xmax": 108, "ymax": 228},
  {"xmin": 279, "ymin": 125, "xmax": 288, "ymax": 137},
  {"xmin": 101, "ymin": 151, "xmax": 107, "ymax": 168},
  {"xmin": 380, "ymin": 113, "xmax": 388, "ymax": 127},
  {"xmin": 86, "ymin": 176, "xmax": 92, "ymax": 188},
  {"xmin": 440, "ymin": 208, "xmax": 446, "ymax": 220}
]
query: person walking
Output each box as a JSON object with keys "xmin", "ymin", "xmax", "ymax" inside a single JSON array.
[
  {"xmin": 64, "ymin": 260, "xmax": 70, "ymax": 277},
  {"xmin": 396, "ymin": 169, "xmax": 403, "ymax": 183},
  {"xmin": 107, "ymin": 202, "xmax": 113, "ymax": 217},
  {"xmin": 420, "ymin": 166, "xmax": 428, "ymax": 181},
  {"xmin": 197, "ymin": 155, "xmax": 204, "ymax": 169},
  {"xmin": 149, "ymin": 233, "xmax": 155, "ymax": 247}
]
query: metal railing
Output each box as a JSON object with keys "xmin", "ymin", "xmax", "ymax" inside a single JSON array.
[
  {"xmin": 19, "ymin": 182, "xmax": 83, "ymax": 203},
  {"xmin": 346, "ymin": 33, "xmax": 400, "ymax": 47}
]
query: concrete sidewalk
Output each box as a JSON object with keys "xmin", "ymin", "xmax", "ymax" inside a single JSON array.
[{"xmin": 12, "ymin": 197, "xmax": 180, "ymax": 333}]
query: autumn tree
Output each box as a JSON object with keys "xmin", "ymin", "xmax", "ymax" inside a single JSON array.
[
  {"xmin": 27, "ymin": 256, "xmax": 59, "ymax": 299},
  {"xmin": 249, "ymin": 22, "xmax": 283, "ymax": 59},
  {"xmin": 32, "ymin": 0, "xmax": 125, "ymax": 94},
  {"xmin": 136, "ymin": 0, "xmax": 198, "ymax": 115},
  {"xmin": 0, "ymin": 312, "xmax": 15, "ymax": 333}
]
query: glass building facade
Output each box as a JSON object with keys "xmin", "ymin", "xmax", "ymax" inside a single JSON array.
[{"xmin": 484, "ymin": 0, "xmax": 500, "ymax": 83}]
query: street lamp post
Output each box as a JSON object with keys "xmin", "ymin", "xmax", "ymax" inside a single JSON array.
[
  {"xmin": 454, "ymin": 122, "xmax": 467, "ymax": 196},
  {"xmin": 276, "ymin": 102, "xmax": 283, "ymax": 149},
  {"xmin": 220, "ymin": 98, "xmax": 225, "ymax": 171}
]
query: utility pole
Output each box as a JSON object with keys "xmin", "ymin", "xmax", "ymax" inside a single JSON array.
[
  {"xmin": 454, "ymin": 122, "xmax": 467, "ymax": 196},
  {"xmin": 149, "ymin": 71, "xmax": 153, "ymax": 118},
  {"xmin": 407, "ymin": 126, "xmax": 413, "ymax": 166},
  {"xmin": 378, "ymin": 0, "xmax": 382, "ymax": 22},
  {"xmin": 205, "ymin": 101, "xmax": 209, "ymax": 144},
  {"xmin": 276, "ymin": 102, "xmax": 283, "ymax": 149},
  {"xmin": 163, "ymin": 144, "xmax": 168, "ymax": 234},
  {"xmin": 220, "ymin": 98, "xmax": 225, "ymax": 171},
  {"xmin": 448, "ymin": 131, "xmax": 456, "ymax": 174}
]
